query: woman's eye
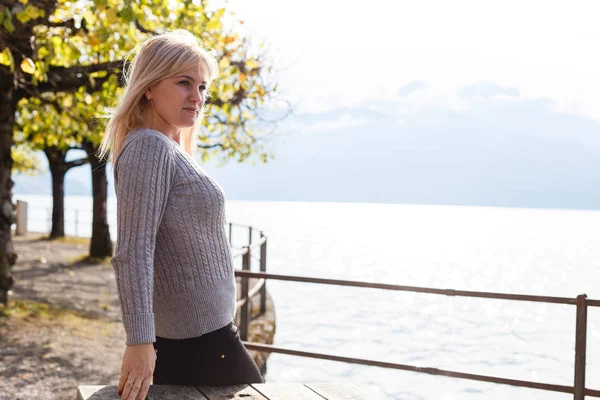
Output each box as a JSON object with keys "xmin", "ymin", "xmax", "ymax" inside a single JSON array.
[{"xmin": 179, "ymin": 81, "xmax": 191, "ymax": 86}]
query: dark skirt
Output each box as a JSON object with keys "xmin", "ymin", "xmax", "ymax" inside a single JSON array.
[{"xmin": 152, "ymin": 321, "xmax": 264, "ymax": 385}]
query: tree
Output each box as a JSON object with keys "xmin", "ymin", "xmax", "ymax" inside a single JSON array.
[
  {"xmin": 0, "ymin": 0, "xmax": 288, "ymax": 305},
  {"xmin": 11, "ymin": 142, "xmax": 43, "ymax": 175},
  {"xmin": 15, "ymin": 95, "xmax": 90, "ymax": 238}
]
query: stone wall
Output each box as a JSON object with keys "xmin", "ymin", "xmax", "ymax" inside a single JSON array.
[{"xmin": 246, "ymin": 291, "xmax": 276, "ymax": 374}]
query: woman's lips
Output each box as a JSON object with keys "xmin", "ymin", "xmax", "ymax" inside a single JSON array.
[{"xmin": 183, "ymin": 108, "xmax": 198, "ymax": 114}]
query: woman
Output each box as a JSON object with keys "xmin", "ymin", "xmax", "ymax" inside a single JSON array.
[{"xmin": 98, "ymin": 30, "xmax": 263, "ymax": 400}]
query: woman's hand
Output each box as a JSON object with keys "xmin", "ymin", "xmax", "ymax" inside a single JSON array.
[{"xmin": 117, "ymin": 343, "xmax": 157, "ymax": 400}]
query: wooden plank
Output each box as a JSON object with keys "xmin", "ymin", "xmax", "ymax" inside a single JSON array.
[
  {"xmin": 76, "ymin": 385, "xmax": 207, "ymax": 400},
  {"xmin": 196, "ymin": 384, "xmax": 267, "ymax": 399},
  {"xmin": 251, "ymin": 383, "xmax": 326, "ymax": 399},
  {"xmin": 77, "ymin": 386, "xmax": 110, "ymax": 400},
  {"xmin": 305, "ymin": 383, "xmax": 379, "ymax": 400}
]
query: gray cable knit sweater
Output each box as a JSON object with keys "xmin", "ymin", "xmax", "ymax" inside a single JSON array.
[{"xmin": 111, "ymin": 128, "xmax": 236, "ymax": 345}]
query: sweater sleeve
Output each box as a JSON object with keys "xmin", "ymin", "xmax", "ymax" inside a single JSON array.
[{"xmin": 110, "ymin": 133, "xmax": 175, "ymax": 345}]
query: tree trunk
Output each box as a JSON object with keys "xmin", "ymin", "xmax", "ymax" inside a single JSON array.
[
  {"xmin": 83, "ymin": 140, "xmax": 113, "ymax": 258},
  {"xmin": 0, "ymin": 78, "xmax": 18, "ymax": 306},
  {"xmin": 44, "ymin": 147, "xmax": 68, "ymax": 238}
]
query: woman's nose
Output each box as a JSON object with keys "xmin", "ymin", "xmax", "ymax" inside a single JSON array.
[{"xmin": 190, "ymin": 91, "xmax": 201, "ymax": 103}]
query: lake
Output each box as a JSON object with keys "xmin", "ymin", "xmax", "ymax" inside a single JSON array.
[{"xmin": 13, "ymin": 194, "xmax": 600, "ymax": 399}]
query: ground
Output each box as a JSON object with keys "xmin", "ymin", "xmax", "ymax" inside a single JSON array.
[{"xmin": 0, "ymin": 232, "xmax": 275, "ymax": 400}]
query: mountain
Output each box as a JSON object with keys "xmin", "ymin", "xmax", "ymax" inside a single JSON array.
[
  {"xmin": 202, "ymin": 91, "xmax": 600, "ymax": 209},
  {"xmin": 13, "ymin": 171, "xmax": 93, "ymax": 196},
  {"xmin": 11, "ymin": 82, "xmax": 600, "ymax": 209}
]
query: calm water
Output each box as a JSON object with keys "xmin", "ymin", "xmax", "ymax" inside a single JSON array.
[{"xmin": 14, "ymin": 195, "xmax": 600, "ymax": 399}]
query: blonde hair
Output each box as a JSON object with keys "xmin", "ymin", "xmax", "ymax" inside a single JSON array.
[{"xmin": 98, "ymin": 29, "xmax": 219, "ymax": 164}]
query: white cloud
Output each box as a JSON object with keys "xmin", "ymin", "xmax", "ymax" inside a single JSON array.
[
  {"xmin": 220, "ymin": 0, "xmax": 600, "ymax": 121},
  {"xmin": 398, "ymin": 81, "xmax": 428, "ymax": 97},
  {"xmin": 458, "ymin": 83, "xmax": 520, "ymax": 101},
  {"xmin": 288, "ymin": 113, "xmax": 369, "ymax": 136}
]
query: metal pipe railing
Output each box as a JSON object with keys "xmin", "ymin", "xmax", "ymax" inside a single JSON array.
[
  {"xmin": 241, "ymin": 342, "xmax": 580, "ymax": 396},
  {"xmin": 18, "ymin": 206, "xmax": 597, "ymax": 398},
  {"xmin": 230, "ymin": 224, "xmax": 269, "ymax": 342},
  {"xmin": 235, "ymin": 270, "xmax": 600, "ymax": 399},
  {"xmin": 234, "ymin": 271, "xmax": 578, "ymax": 304},
  {"xmin": 574, "ymin": 294, "xmax": 588, "ymax": 399}
]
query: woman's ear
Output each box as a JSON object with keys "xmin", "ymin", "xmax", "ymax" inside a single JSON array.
[{"xmin": 146, "ymin": 88, "xmax": 152, "ymax": 100}]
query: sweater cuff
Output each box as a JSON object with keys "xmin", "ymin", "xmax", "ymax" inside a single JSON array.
[{"xmin": 122, "ymin": 313, "xmax": 156, "ymax": 345}]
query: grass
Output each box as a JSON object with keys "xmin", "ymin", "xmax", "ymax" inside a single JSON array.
[
  {"xmin": 0, "ymin": 299, "xmax": 118, "ymax": 338},
  {"xmin": 0, "ymin": 299, "xmax": 92, "ymax": 320},
  {"xmin": 42, "ymin": 235, "xmax": 91, "ymax": 246},
  {"xmin": 14, "ymin": 232, "xmax": 113, "ymax": 265},
  {"xmin": 67, "ymin": 254, "xmax": 112, "ymax": 266}
]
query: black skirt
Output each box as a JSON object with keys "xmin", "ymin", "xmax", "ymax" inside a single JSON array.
[{"xmin": 152, "ymin": 321, "xmax": 264, "ymax": 385}]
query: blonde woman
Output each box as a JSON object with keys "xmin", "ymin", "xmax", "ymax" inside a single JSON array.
[{"xmin": 99, "ymin": 30, "xmax": 263, "ymax": 400}]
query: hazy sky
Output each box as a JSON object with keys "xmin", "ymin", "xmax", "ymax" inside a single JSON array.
[
  {"xmin": 221, "ymin": 0, "xmax": 600, "ymax": 121},
  {"xmin": 15, "ymin": 1, "xmax": 600, "ymax": 209}
]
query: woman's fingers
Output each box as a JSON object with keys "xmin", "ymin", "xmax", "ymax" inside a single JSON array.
[
  {"xmin": 123, "ymin": 377, "xmax": 141, "ymax": 400},
  {"xmin": 117, "ymin": 374, "xmax": 125, "ymax": 396},
  {"xmin": 118, "ymin": 343, "xmax": 156, "ymax": 399},
  {"xmin": 136, "ymin": 376, "xmax": 153, "ymax": 400}
]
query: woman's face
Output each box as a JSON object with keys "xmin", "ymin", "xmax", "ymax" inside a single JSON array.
[{"xmin": 146, "ymin": 63, "xmax": 210, "ymax": 134}]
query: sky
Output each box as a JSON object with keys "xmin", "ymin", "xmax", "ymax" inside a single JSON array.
[
  {"xmin": 13, "ymin": 0, "xmax": 600, "ymax": 209},
  {"xmin": 220, "ymin": 0, "xmax": 600, "ymax": 120}
]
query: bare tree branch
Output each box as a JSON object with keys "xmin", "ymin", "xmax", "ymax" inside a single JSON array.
[
  {"xmin": 49, "ymin": 18, "xmax": 88, "ymax": 33},
  {"xmin": 66, "ymin": 157, "xmax": 89, "ymax": 170},
  {"xmin": 209, "ymin": 87, "xmax": 247, "ymax": 108},
  {"xmin": 31, "ymin": 72, "xmax": 117, "ymax": 95},
  {"xmin": 135, "ymin": 20, "xmax": 155, "ymax": 34},
  {"xmin": 197, "ymin": 143, "xmax": 224, "ymax": 150},
  {"xmin": 38, "ymin": 96, "xmax": 64, "ymax": 114},
  {"xmin": 46, "ymin": 61, "xmax": 122, "ymax": 78}
]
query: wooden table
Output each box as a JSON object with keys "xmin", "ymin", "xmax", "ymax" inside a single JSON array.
[{"xmin": 77, "ymin": 383, "xmax": 379, "ymax": 399}]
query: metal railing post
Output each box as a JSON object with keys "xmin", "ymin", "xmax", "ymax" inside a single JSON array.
[
  {"xmin": 15, "ymin": 200, "xmax": 28, "ymax": 235},
  {"xmin": 240, "ymin": 247, "xmax": 251, "ymax": 341},
  {"xmin": 260, "ymin": 232, "xmax": 267, "ymax": 315},
  {"xmin": 75, "ymin": 209, "xmax": 79, "ymax": 237},
  {"xmin": 229, "ymin": 223, "xmax": 233, "ymax": 246},
  {"xmin": 574, "ymin": 294, "xmax": 588, "ymax": 400},
  {"xmin": 227, "ymin": 222, "xmax": 600, "ymax": 397}
]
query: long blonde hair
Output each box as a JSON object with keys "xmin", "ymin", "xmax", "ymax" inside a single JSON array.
[{"xmin": 98, "ymin": 29, "xmax": 219, "ymax": 164}]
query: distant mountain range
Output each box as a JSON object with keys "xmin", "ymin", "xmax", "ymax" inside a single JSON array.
[
  {"xmin": 12, "ymin": 83, "xmax": 600, "ymax": 209},
  {"xmin": 13, "ymin": 172, "xmax": 97, "ymax": 197}
]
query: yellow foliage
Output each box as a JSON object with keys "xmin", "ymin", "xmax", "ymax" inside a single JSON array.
[
  {"xmin": 62, "ymin": 96, "xmax": 73, "ymax": 108},
  {"xmin": 20, "ymin": 58, "xmax": 36, "ymax": 74},
  {"xmin": 219, "ymin": 57, "xmax": 230, "ymax": 69},
  {"xmin": 8, "ymin": 0, "xmax": 284, "ymax": 166},
  {"xmin": 16, "ymin": 4, "xmax": 45, "ymax": 23},
  {"xmin": 245, "ymin": 59, "xmax": 259, "ymax": 70},
  {"xmin": 0, "ymin": 48, "xmax": 14, "ymax": 70},
  {"xmin": 11, "ymin": 145, "xmax": 42, "ymax": 175},
  {"xmin": 105, "ymin": 8, "xmax": 118, "ymax": 23},
  {"xmin": 88, "ymin": 36, "xmax": 101, "ymax": 46}
]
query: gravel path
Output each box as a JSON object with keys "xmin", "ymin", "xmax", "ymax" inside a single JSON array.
[
  {"xmin": 0, "ymin": 232, "xmax": 275, "ymax": 400},
  {"xmin": 1, "ymin": 233, "xmax": 125, "ymax": 400}
]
